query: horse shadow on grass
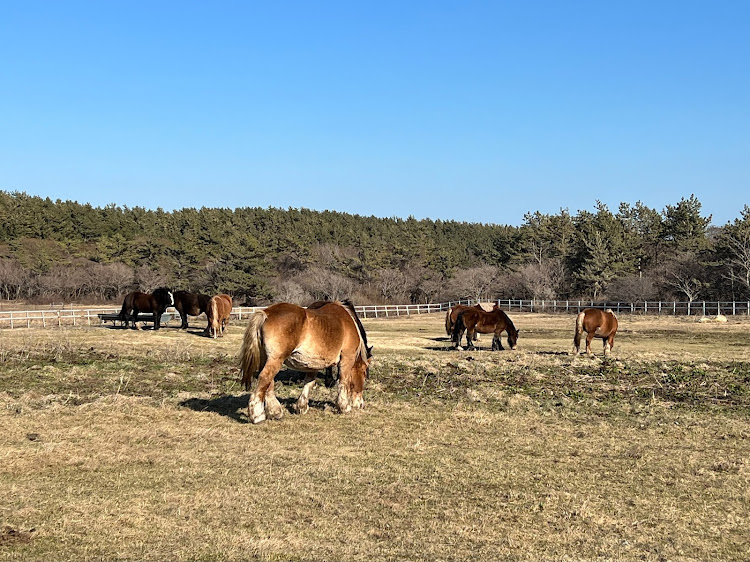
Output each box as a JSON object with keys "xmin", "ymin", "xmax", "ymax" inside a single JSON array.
[{"xmin": 179, "ymin": 370, "xmax": 335, "ymax": 423}]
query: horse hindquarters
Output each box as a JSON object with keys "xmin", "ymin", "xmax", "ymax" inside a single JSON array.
[
  {"xmin": 239, "ymin": 312, "xmax": 284, "ymax": 423},
  {"xmin": 572, "ymin": 312, "xmax": 586, "ymax": 354},
  {"xmin": 451, "ymin": 313, "xmax": 466, "ymax": 349}
]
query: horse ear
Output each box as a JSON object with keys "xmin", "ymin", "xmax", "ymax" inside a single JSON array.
[{"xmin": 367, "ymin": 345, "xmax": 373, "ymax": 357}]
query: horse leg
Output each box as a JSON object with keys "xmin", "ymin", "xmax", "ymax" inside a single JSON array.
[
  {"xmin": 265, "ymin": 380, "xmax": 285, "ymax": 420},
  {"xmin": 454, "ymin": 326, "xmax": 466, "ymax": 350},
  {"xmin": 132, "ymin": 308, "xmax": 141, "ymax": 330},
  {"xmin": 585, "ymin": 332, "xmax": 595, "ymax": 355},
  {"xmin": 492, "ymin": 331, "xmax": 505, "ymax": 351},
  {"xmin": 573, "ymin": 330, "xmax": 581, "ymax": 355},
  {"xmin": 294, "ymin": 373, "xmax": 317, "ymax": 414},
  {"xmin": 336, "ymin": 358, "xmax": 355, "ymax": 413},
  {"xmin": 178, "ymin": 306, "xmax": 188, "ymax": 330},
  {"xmin": 466, "ymin": 328, "xmax": 476, "ymax": 350},
  {"xmin": 603, "ymin": 335, "xmax": 614, "ymax": 356},
  {"xmin": 248, "ymin": 358, "xmax": 283, "ymax": 424},
  {"xmin": 154, "ymin": 308, "xmax": 161, "ymax": 330}
]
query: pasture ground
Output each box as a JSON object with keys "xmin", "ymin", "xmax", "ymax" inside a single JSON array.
[{"xmin": 1, "ymin": 312, "xmax": 749, "ymax": 561}]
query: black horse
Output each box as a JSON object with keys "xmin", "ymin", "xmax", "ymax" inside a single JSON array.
[
  {"xmin": 118, "ymin": 288, "xmax": 174, "ymax": 330},
  {"xmin": 172, "ymin": 290, "xmax": 212, "ymax": 330}
]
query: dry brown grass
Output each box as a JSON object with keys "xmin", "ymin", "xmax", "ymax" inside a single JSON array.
[{"xmin": 1, "ymin": 313, "xmax": 749, "ymax": 560}]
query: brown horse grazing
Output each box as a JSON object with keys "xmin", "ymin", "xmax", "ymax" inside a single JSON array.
[
  {"xmin": 452, "ymin": 305, "xmax": 519, "ymax": 351},
  {"xmin": 444, "ymin": 303, "xmax": 495, "ymax": 338},
  {"xmin": 573, "ymin": 308, "xmax": 618, "ymax": 356},
  {"xmin": 206, "ymin": 294, "xmax": 232, "ymax": 338},
  {"xmin": 239, "ymin": 300, "xmax": 372, "ymax": 424},
  {"xmin": 173, "ymin": 290, "xmax": 211, "ymax": 330},
  {"xmin": 118, "ymin": 288, "xmax": 174, "ymax": 330}
]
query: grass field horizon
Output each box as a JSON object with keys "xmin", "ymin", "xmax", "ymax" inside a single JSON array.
[{"xmin": 1, "ymin": 312, "xmax": 749, "ymax": 560}]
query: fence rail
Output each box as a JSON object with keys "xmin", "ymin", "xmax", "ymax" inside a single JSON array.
[
  {"xmin": 0, "ymin": 299, "xmax": 747, "ymax": 330},
  {"xmin": 495, "ymin": 299, "xmax": 750, "ymax": 316}
]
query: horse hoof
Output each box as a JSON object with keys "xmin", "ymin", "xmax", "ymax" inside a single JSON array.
[
  {"xmin": 251, "ymin": 413, "xmax": 266, "ymax": 424},
  {"xmin": 294, "ymin": 397, "xmax": 309, "ymax": 414},
  {"xmin": 455, "ymin": 346, "xmax": 464, "ymax": 351},
  {"xmin": 267, "ymin": 409, "xmax": 284, "ymax": 421}
]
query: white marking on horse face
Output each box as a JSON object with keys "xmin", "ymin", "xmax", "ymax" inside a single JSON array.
[{"xmin": 169, "ymin": 292, "xmax": 174, "ymax": 306}]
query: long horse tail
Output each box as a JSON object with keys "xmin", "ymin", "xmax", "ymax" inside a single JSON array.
[
  {"xmin": 573, "ymin": 310, "xmax": 586, "ymax": 346},
  {"xmin": 452, "ymin": 311, "xmax": 466, "ymax": 345},
  {"xmin": 575, "ymin": 311, "xmax": 585, "ymax": 336},
  {"xmin": 445, "ymin": 308, "xmax": 453, "ymax": 336},
  {"xmin": 118, "ymin": 297, "xmax": 129, "ymax": 321},
  {"xmin": 239, "ymin": 311, "xmax": 268, "ymax": 390},
  {"xmin": 206, "ymin": 297, "xmax": 219, "ymax": 338}
]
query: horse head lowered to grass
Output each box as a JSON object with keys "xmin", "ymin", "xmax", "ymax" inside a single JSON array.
[
  {"xmin": 117, "ymin": 288, "xmax": 174, "ymax": 330},
  {"xmin": 239, "ymin": 300, "xmax": 373, "ymax": 424},
  {"xmin": 573, "ymin": 308, "xmax": 618, "ymax": 356},
  {"xmin": 452, "ymin": 304, "xmax": 519, "ymax": 351}
]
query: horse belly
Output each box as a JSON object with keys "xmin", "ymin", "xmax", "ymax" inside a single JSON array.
[
  {"xmin": 284, "ymin": 349, "xmax": 337, "ymax": 373},
  {"xmin": 476, "ymin": 321, "xmax": 493, "ymax": 334}
]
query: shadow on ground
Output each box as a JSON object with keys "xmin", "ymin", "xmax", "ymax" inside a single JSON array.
[{"xmin": 179, "ymin": 370, "xmax": 337, "ymax": 423}]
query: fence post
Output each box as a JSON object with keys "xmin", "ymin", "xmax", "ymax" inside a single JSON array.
[{"xmin": 702, "ymin": 301, "xmax": 706, "ymax": 316}]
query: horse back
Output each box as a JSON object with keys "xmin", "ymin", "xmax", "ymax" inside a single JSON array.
[
  {"xmin": 462, "ymin": 307, "xmax": 507, "ymax": 333},
  {"xmin": 217, "ymin": 294, "xmax": 233, "ymax": 319},
  {"xmin": 583, "ymin": 308, "xmax": 617, "ymax": 337}
]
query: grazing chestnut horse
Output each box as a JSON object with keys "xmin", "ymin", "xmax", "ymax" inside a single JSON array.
[
  {"xmin": 444, "ymin": 303, "xmax": 494, "ymax": 337},
  {"xmin": 239, "ymin": 300, "xmax": 372, "ymax": 424},
  {"xmin": 173, "ymin": 290, "xmax": 211, "ymax": 330},
  {"xmin": 118, "ymin": 288, "xmax": 174, "ymax": 330},
  {"xmin": 452, "ymin": 305, "xmax": 519, "ymax": 351},
  {"xmin": 573, "ymin": 308, "xmax": 618, "ymax": 356},
  {"xmin": 206, "ymin": 294, "xmax": 232, "ymax": 338}
]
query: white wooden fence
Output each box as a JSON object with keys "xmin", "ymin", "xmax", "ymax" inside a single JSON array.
[{"xmin": 0, "ymin": 299, "xmax": 747, "ymax": 329}]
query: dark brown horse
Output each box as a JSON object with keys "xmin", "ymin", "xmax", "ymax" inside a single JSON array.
[
  {"xmin": 173, "ymin": 290, "xmax": 211, "ymax": 330},
  {"xmin": 239, "ymin": 300, "xmax": 372, "ymax": 424},
  {"xmin": 452, "ymin": 305, "xmax": 519, "ymax": 351},
  {"xmin": 445, "ymin": 303, "xmax": 494, "ymax": 338},
  {"xmin": 118, "ymin": 288, "xmax": 174, "ymax": 330},
  {"xmin": 206, "ymin": 294, "xmax": 232, "ymax": 338},
  {"xmin": 573, "ymin": 308, "xmax": 618, "ymax": 356}
]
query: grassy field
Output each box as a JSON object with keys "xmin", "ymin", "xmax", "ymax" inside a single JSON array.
[{"xmin": 1, "ymin": 312, "xmax": 749, "ymax": 561}]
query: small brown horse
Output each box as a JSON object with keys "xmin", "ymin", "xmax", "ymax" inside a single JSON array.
[
  {"xmin": 173, "ymin": 290, "xmax": 211, "ymax": 330},
  {"xmin": 206, "ymin": 294, "xmax": 232, "ymax": 338},
  {"xmin": 239, "ymin": 300, "xmax": 372, "ymax": 424},
  {"xmin": 452, "ymin": 305, "xmax": 519, "ymax": 351},
  {"xmin": 573, "ymin": 308, "xmax": 618, "ymax": 356},
  {"xmin": 118, "ymin": 288, "xmax": 174, "ymax": 330},
  {"xmin": 444, "ymin": 303, "xmax": 494, "ymax": 337}
]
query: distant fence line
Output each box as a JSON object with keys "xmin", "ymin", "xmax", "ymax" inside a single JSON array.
[{"xmin": 0, "ymin": 299, "xmax": 747, "ymax": 329}]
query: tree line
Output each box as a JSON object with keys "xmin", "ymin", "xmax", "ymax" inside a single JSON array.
[{"xmin": 1, "ymin": 191, "xmax": 748, "ymax": 305}]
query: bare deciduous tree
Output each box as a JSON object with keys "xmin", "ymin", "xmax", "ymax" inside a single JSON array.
[
  {"xmin": 448, "ymin": 266, "xmax": 501, "ymax": 303},
  {"xmin": 135, "ymin": 265, "xmax": 169, "ymax": 292}
]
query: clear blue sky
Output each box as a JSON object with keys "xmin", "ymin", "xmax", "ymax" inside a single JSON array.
[{"xmin": 1, "ymin": 1, "xmax": 748, "ymax": 226}]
